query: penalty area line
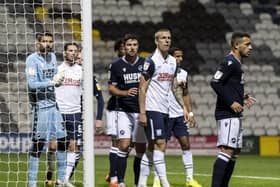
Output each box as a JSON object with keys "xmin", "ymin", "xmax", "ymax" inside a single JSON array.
[{"xmin": 167, "ymin": 172, "xmax": 280, "ymax": 181}]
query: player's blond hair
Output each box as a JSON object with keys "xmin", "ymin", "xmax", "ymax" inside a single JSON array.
[{"xmin": 154, "ymin": 28, "xmax": 171, "ymax": 41}]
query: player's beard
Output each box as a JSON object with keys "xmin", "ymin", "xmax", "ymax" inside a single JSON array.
[{"xmin": 40, "ymin": 46, "xmax": 53, "ymax": 54}]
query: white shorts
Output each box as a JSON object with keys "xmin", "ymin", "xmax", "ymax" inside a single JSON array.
[
  {"xmin": 106, "ymin": 110, "xmax": 117, "ymax": 136},
  {"xmin": 116, "ymin": 111, "xmax": 146, "ymax": 143},
  {"xmin": 217, "ymin": 117, "xmax": 243, "ymax": 149}
]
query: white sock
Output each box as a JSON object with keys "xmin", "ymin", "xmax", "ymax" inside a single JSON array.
[
  {"xmin": 182, "ymin": 150, "xmax": 193, "ymax": 181},
  {"xmin": 153, "ymin": 169, "xmax": 160, "ymax": 182},
  {"xmin": 153, "ymin": 150, "xmax": 169, "ymax": 187},
  {"xmin": 64, "ymin": 152, "xmax": 76, "ymax": 182},
  {"xmin": 138, "ymin": 151, "xmax": 153, "ymax": 187}
]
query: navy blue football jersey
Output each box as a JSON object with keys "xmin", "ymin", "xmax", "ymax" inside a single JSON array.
[
  {"xmin": 210, "ymin": 54, "xmax": 245, "ymax": 120},
  {"xmin": 108, "ymin": 56, "xmax": 145, "ymax": 113}
]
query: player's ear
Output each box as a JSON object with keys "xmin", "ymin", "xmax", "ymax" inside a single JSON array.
[{"xmin": 155, "ymin": 38, "xmax": 158, "ymax": 45}]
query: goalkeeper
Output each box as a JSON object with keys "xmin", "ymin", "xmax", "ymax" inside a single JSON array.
[{"xmin": 26, "ymin": 32, "xmax": 67, "ymax": 187}]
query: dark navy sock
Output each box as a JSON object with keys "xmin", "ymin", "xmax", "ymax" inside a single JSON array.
[
  {"xmin": 133, "ymin": 156, "xmax": 142, "ymax": 185},
  {"xmin": 109, "ymin": 147, "xmax": 118, "ymax": 178},
  {"xmin": 222, "ymin": 155, "xmax": 237, "ymax": 187},
  {"xmin": 117, "ymin": 150, "xmax": 128, "ymax": 183},
  {"xmin": 211, "ymin": 152, "xmax": 231, "ymax": 187}
]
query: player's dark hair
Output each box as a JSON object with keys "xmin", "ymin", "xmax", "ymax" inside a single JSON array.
[
  {"xmin": 114, "ymin": 38, "xmax": 124, "ymax": 52},
  {"xmin": 231, "ymin": 32, "xmax": 250, "ymax": 47},
  {"xmin": 123, "ymin": 33, "xmax": 139, "ymax": 45},
  {"xmin": 169, "ymin": 47, "xmax": 182, "ymax": 56},
  {"xmin": 36, "ymin": 31, "xmax": 53, "ymax": 42},
  {"xmin": 64, "ymin": 42, "xmax": 80, "ymax": 51}
]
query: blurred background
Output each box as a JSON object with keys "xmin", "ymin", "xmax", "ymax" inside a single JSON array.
[{"xmin": 0, "ymin": 0, "xmax": 279, "ymax": 155}]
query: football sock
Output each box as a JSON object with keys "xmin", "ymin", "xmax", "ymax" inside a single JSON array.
[
  {"xmin": 28, "ymin": 156, "xmax": 39, "ymax": 185},
  {"xmin": 109, "ymin": 146, "xmax": 118, "ymax": 181},
  {"xmin": 182, "ymin": 150, "xmax": 193, "ymax": 181},
  {"xmin": 153, "ymin": 150, "xmax": 169, "ymax": 187},
  {"xmin": 138, "ymin": 151, "xmax": 153, "ymax": 186},
  {"xmin": 133, "ymin": 153, "xmax": 143, "ymax": 185},
  {"xmin": 46, "ymin": 151, "xmax": 56, "ymax": 180},
  {"xmin": 56, "ymin": 151, "xmax": 67, "ymax": 182},
  {"xmin": 69, "ymin": 151, "xmax": 81, "ymax": 179},
  {"xmin": 64, "ymin": 152, "xmax": 76, "ymax": 182},
  {"xmin": 211, "ymin": 152, "xmax": 231, "ymax": 187},
  {"xmin": 117, "ymin": 150, "xmax": 129, "ymax": 183},
  {"xmin": 222, "ymin": 155, "xmax": 237, "ymax": 187}
]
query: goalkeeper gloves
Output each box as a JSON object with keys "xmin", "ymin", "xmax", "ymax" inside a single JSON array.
[{"xmin": 50, "ymin": 71, "xmax": 65, "ymax": 87}]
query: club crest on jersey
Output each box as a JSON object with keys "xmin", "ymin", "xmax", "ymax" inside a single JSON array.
[
  {"xmin": 122, "ymin": 68, "xmax": 126, "ymax": 72},
  {"xmin": 214, "ymin": 70, "xmax": 223, "ymax": 80},
  {"xmin": 227, "ymin": 60, "xmax": 233, "ymax": 66},
  {"xmin": 138, "ymin": 65, "xmax": 143, "ymax": 72},
  {"xmin": 143, "ymin": 61, "xmax": 150, "ymax": 71}
]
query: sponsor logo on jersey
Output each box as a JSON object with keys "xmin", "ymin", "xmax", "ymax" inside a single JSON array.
[
  {"xmin": 123, "ymin": 72, "xmax": 141, "ymax": 84},
  {"xmin": 157, "ymin": 73, "xmax": 174, "ymax": 81},
  {"xmin": 43, "ymin": 69, "xmax": 55, "ymax": 79}
]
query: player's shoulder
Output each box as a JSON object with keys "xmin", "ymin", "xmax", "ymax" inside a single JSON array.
[
  {"xmin": 26, "ymin": 52, "xmax": 38, "ymax": 62},
  {"xmin": 110, "ymin": 57, "xmax": 124, "ymax": 68},
  {"xmin": 222, "ymin": 54, "xmax": 239, "ymax": 68}
]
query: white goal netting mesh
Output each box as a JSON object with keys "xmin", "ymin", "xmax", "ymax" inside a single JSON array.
[{"xmin": 0, "ymin": 0, "xmax": 83, "ymax": 186}]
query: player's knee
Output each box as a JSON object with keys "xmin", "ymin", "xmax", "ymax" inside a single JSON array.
[
  {"xmin": 30, "ymin": 140, "xmax": 45, "ymax": 157},
  {"xmin": 155, "ymin": 139, "xmax": 167, "ymax": 151},
  {"xmin": 57, "ymin": 138, "xmax": 68, "ymax": 151}
]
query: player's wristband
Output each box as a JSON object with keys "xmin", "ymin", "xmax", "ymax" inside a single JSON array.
[{"xmin": 188, "ymin": 112, "xmax": 194, "ymax": 117}]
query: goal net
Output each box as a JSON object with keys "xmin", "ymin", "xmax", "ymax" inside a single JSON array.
[{"xmin": 0, "ymin": 0, "xmax": 92, "ymax": 186}]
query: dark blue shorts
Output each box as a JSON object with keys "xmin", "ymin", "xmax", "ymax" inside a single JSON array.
[
  {"xmin": 168, "ymin": 116, "xmax": 189, "ymax": 139},
  {"xmin": 62, "ymin": 113, "xmax": 82, "ymax": 141},
  {"xmin": 145, "ymin": 111, "xmax": 169, "ymax": 140}
]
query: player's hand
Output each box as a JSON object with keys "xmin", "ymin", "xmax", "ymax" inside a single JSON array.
[
  {"xmin": 51, "ymin": 71, "xmax": 64, "ymax": 87},
  {"xmin": 184, "ymin": 110, "xmax": 196, "ymax": 127},
  {"xmin": 230, "ymin": 101, "xmax": 243, "ymax": 113},
  {"xmin": 127, "ymin": 87, "xmax": 138, "ymax": 96},
  {"xmin": 95, "ymin": 120, "xmax": 103, "ymax": 134},
  {"xmin": 244, "ymin": 93, "xmax": 257, "ymax": 108},
  {"xmin": 139, "ymin": 113, "xmax": 147, "ymax": 127}
]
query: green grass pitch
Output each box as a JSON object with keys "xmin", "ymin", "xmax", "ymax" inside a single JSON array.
[{"xmin": 0, "ymin": 154, "xmax": 279, "ymax": 187}]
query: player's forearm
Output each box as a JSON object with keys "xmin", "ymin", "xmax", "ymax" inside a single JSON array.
[
  {"xmin": 28, "ymin": 79, "xmax": 53, "ymax": 89},
  {"xmin": 96, "ymin": 95, "xmax": 104, "ymax": 120},
  {"xmin": 183, "ymin": 94, "xmax": 192, "ymax": 113},
  {"xmin": 108, "ymin": 85, "xmax": 128, "ymax": 96},
  {"xmin": 139, "ymin": 76, "xmax": 148, "ymax": 114}
]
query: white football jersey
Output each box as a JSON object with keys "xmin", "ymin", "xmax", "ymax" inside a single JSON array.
[
  {"xmin": 55, "ymin": 62, "xmax": 82, "ymax": 114},
  {"xmin": 144, "ymin": 49, "xmax": 177, "ymax": 114},
  {"xmin": 169, "ymin": 68, "xmax": 188, "ymax": 118}
]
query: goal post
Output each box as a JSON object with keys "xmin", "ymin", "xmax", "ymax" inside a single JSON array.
[{"xmin": 81, "ymin": 0, "xmax": 94, "ymax": 186}]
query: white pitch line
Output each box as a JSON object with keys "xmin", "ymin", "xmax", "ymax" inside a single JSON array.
[{"xmin": 167, "ymin": 172, "xmax": 280, "ymax": 181}]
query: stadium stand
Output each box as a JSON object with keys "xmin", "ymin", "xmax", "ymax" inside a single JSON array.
[{"xmin": 0, "ymin": 0, "xmax": 280, "ymax": 136}]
